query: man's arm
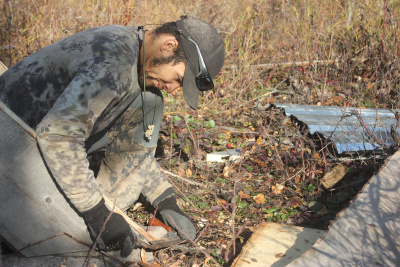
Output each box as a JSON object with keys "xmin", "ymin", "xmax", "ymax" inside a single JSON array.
[
  {"xmin": 36, "ymin": 59, "xmax": 136, "ymax": 256},
  {"xmin": 36, "ymin": 61, "xmax": 116, "ymax": 212}
]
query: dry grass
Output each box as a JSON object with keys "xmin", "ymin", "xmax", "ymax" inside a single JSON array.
[{"xmin": 2, "ymin": 0, "xmax": 400, "ymax": 110}]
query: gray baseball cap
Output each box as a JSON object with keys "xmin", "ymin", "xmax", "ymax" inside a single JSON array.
[{"xmin": 176, "ymin": 17, "xmax": 225, "ymax": 110}]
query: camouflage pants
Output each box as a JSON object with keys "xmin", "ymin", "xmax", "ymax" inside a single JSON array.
[{"xmin": 86, "ymin": 88, "xmax": 173, "ymax": 211}]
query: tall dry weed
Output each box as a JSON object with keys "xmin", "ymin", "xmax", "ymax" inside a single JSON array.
[{"xmin": 1, "ymin": 0, "xmax": 399, "ymax": 109}]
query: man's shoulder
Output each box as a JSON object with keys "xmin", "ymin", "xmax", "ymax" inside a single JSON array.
[{"xmin": 78, "ymin": 25, "xmax": 139, "ymax": 35}]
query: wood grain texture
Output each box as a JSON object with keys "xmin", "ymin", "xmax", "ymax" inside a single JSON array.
[{"xmin": 0, "ymin": 109, "xmax": 92, "ymax": 257}]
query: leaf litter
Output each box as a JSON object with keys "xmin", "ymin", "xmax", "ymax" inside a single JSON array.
[
  {"xmin": 88, "ymin": 94, "xmax": 388, "ymax": 266},
  {"xmin": 129, "ymin": 98, "xmax": 388, "ymax": 266}
]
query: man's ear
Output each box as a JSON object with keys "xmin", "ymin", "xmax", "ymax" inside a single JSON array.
[{"xmin": 161, "ymin": 37, "xmax": 179, "ymax": 53}]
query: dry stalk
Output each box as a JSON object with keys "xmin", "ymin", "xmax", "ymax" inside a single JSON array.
[
  {"xmin": 224, "ymin": 145, "xmax": 245, "ymax": 263},
  {"xmin": 260, "ymin": 123, "xmax": 289, "ymax": 178},
  {"xmin": 164, "ymin": 214, "xmax": 220, "ymax": 266},
  {"xmin": 184, "ymin": 118, "xmax": 201, "ymax": 160},
  {"xmin": 17, "ymin": 232, "xmax": 129, "ymax": 266},
  {"xmin": 161, "ymin": 168, "xmax": 201, "ymax": 187},
  {"xmin": 351, "ymin": 110, "xmax": 384, "ymax": 147},
  {"xmin": 321, "ymin": 22, "xmax": 335, "ymax": 104},
  {"xmin": 86, "ymin": 199, "xmax": 117, "ymax": 267},
  {"xmin": 163, "ymin": 169, "xmax": 199, "ymax": 212}
]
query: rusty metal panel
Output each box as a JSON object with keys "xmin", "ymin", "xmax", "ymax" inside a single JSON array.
[{"xmin": 276, "ymin": 104, "xmax": 397, "ymax": 154}]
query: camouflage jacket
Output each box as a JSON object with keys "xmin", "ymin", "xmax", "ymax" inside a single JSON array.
[{"xmin": 0, "ymin": 25, "xmax": 167, "ymax": 212}]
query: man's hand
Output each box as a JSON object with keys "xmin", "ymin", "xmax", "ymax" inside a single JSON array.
[
  {"xmin": 81, "ymin": 198, "xmax": 136, "ymax": 257},
  {"xmin": 157, "ymin": 197, "xmax": 196, "ymax": 241}
]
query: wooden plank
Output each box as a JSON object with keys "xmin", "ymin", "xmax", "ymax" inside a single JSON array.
[
  {"xmin": 0, "ymin": 101, "xmax": 36, "ymax": 138},
  {"xmin": 286, "ymin": 151, "xmax": 400, "ymax": 267},
  {"xmin": 0, "ymin": 109, "xmax": 92, "ymax": 257},
  {"xmin": 0, "ymin": 61, "xmax": 6, "ymax": 75},
  {"xmin": 232, "ymin": 223, "xmax": 324, "ymax": 267},
  {"xmin": 0, "ymin": 60, "xmax": 92, "ymax": 256}
]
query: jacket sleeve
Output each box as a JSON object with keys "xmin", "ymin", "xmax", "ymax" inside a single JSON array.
[{"xmin": 36, "ymin": 59, "xmax": 126, "ymax": 212}]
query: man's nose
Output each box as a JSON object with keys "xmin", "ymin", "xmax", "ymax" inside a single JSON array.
[{"xmin": 166, "ymin": 83, "xmax": 179, "ymax": 93}]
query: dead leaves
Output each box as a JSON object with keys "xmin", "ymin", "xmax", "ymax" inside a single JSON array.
[
  {"xmin": 253, "ymin": 193, "xmax": 265, "ymax": 204},
  {"xmin": 271, "ymin": 184, "xmax": 284, "ymax": 195},
  {"xmin": 239, "ymin": 191, "xmax": 251, "ymax": 199}
]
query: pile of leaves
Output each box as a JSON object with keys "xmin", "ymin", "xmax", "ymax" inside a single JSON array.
[{"xmin": 127, "ymin": 99, "xmax": 385, "ymax": 266}]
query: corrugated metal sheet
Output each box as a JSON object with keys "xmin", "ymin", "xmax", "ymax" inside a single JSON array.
[{"xmin": 276, "ymin": 104, "xmax": 398, "ymax": 154}]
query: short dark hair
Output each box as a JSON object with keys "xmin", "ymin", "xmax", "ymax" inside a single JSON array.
[{"xmin": 153, "ymin": 22, "xmax": 186, "ymax": 65}]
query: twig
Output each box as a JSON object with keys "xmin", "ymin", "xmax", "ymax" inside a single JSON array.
[
  {"xmin": 86, "ymin": 200, "xmax": 116, "ymax": 267},
  {"xmin": 162, "ymin": 169, "xmax": 199, "ymax": 212},
  {"xmin": 261, "ymin": 123, "xmax": 288, "ymax": 177},
  {"xmin": 193, "ymin": 220, "xmax": 210, "ymax": 244},
  {"xmin": 162, "ymin": 167, "xmax": 234, "ymax": 217},
  {"xmin": 169, "ymin": 245, "xmax": 214, "ymax": 254},
  {"xmin": 279, "ymin": 168, "xmax": 305, "ymax": 185},
  {"xmin": 165, "ymin": 214, "xmax": 220, "ymax": 266},
  {"xmin": 223, "ymin": 220, "xmax": 250, "ymax": 259},
  {"xmin": 207, "ymin": 190, "xmax": 232, "ymax": 215},
  {"xmin": 223, "ymin": 60, "xmax": 336, "ymax": 70},
  {"xmin": 226, "ymin": 148, "xmax": 244, "ymax": 263},
  {"xmin": 227, "ymin": 178, "xmax": 238, "ymax": 263},
  {"xmin": 351, "ymin": 110, "xmax": 384, "ymax": 147},
  {"xmin": 169, "ymin": 115, "xmax": 174, "ymax": 159},
  {"xmin": 184, "ymin": 117, "xmax": 201, "ymax": 160},
  {"xmin": 161, "ymin": 168, "xmax": 201, "ymax": 186},
  {"xmin": 251, "ymin": 78, "xmax": 294, "ymax": 102},
  {"xmin": 18, "ymin": 232, "xmax": 129, "ymax": 266},
  {"xmin": 321, "ymin": 21, "xmax": 335, "ymax": 104}
]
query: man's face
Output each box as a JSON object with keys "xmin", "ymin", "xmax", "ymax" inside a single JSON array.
[{"xmin": 139, "ymin": 56, "xmax": 185, "ymax": 94}]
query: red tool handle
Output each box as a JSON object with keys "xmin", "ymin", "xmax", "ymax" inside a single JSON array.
[{"xmin": 148, "ymin": 217, "xmax": 172, "ymax": 232}]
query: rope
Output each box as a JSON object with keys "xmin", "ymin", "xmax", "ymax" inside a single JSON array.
[{"xmin": 141, "ymin": 28, "xmax": 156, "ymax": 140}]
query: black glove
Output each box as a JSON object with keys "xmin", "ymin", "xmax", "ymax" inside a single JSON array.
[
  {"xmin": 81, "ymin": 198, "xmax": 136, "ymax": 257},
  {"xmin": 157, "ymin": 197, "xmax": 196, "ymax": 241}
]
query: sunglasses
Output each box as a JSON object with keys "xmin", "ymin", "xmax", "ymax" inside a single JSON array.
[{"xmin": 178, "ymin": 29, "xmax": 214, "ymax": 91}]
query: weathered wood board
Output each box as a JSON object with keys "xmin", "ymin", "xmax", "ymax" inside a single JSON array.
[
  {"xmin": 0, "ymin": 61, "xmax": 7, "ymax": 75},
  {"xmin": 286, "ymin": 151, "xmax": 400, "ymax": 267},
  {"xmin": 0, "ymin": 106, "xmax": 91, "ymax": 257},
  {"xmin": 231, "ymin": 223, "xmax": 324, "ymax": 266}
]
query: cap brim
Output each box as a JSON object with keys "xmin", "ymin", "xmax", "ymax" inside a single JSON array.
[{"xmin": 182, "ymin": 65, "xmax": 200, "ymax": 110}]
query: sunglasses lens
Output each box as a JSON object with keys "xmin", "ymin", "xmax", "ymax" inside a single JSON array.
[{"xmin": 196, "ymin": 76, "xmax": 214, "ymax": 91}]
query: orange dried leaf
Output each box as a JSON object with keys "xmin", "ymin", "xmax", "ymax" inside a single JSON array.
[
  {"xmin": 205, "ymin": 257, "xmax": 213, "ymax": 264},
  {"xmin": 256, "ymin": 136, "xmax": 263, "ymax": 145},
  {"xmin": 239, "ymin": 191, "xmax": 251, "ymax": 199},
  {"xmin": 178, "ymin": 166, "xmax": 185, "ymax": 177},
  {"xmin": 244, "ymin": 172, "xmax": 252, "ymax": 180},
  {"xmin": 217, "ymin": 198, "xmax": 228, "ymax": 205},
  {"xmin": 253, "ymin": 193, "xmax": 265, "ymax": 204},
  {"xmin": 271, "ymin": 184, "xmax": 284, "ymax": 195}
]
